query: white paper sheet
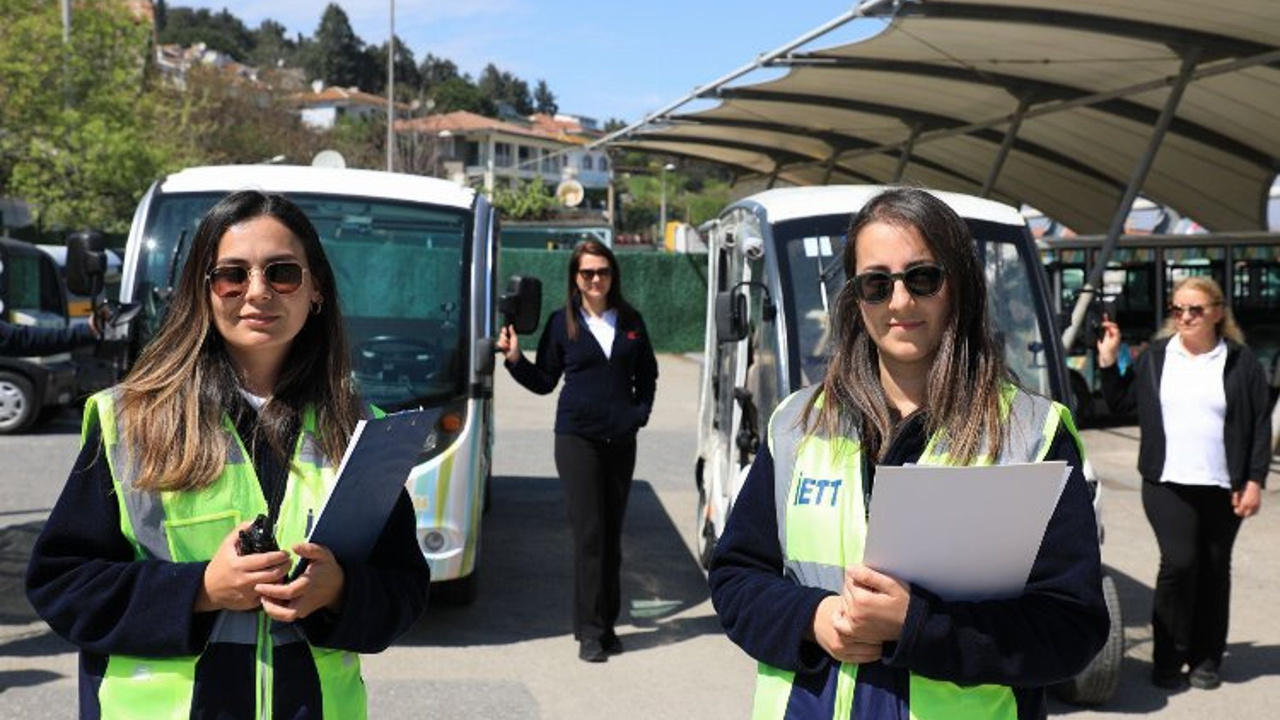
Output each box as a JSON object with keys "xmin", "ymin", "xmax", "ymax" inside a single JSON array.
[{"xmin": 862, "ymin": 461, "xmax": 1071, "ymax": 601}]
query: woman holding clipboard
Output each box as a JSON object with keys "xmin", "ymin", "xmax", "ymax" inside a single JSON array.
[
  {"xmin": 27, "ymin": 191, "xmax": 429, "ymax": 719},
  {"xmin": 708, "ymin": 187, "xmax": 1109, "ymax": 719}
]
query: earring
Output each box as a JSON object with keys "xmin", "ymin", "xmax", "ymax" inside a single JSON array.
[{"xmin": 311, "ymin": 298, "xmax": 324, "ymax": 315}]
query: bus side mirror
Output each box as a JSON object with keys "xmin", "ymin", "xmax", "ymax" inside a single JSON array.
[
  {"xmin": 66, "ymin": 230, "xmax": 107, "ymax": 297},
  {"xmin": 715, "ymin": 289, "xmax": 748, "ymax": 342},
  {"xmin": 499, "ymin": 275, "xmax": 542, "ymax": 335}
]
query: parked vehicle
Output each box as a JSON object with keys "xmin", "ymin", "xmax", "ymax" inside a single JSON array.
[
  {"xmin": 694, "ymin": 185, "xmax": 1122, "ymax": 705},
  {"xmin": 67, "ymin": 164, "xmax": 540, "ymax": 604},
  {"xmin": 0, "ymin": 236, "xmax": 80, "ymax": 433}
]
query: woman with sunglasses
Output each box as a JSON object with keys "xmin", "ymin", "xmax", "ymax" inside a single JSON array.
[
  {"xmin": 709, "ymin": 187, "xmax": 1108, "ymax": 719},
  {"xmin": 496, "ymin": 240, "xmax": 658, "ymax": 663},
  {"xmin": 27, "ymin": 191, "xmax": 429, "ymax": 719},
  {"xmin": 1097, "ymin": 275, "xmax": 1269, "ymax": 691}
]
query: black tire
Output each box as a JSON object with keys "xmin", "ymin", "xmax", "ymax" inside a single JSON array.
[
  {"xmin": 1053, "ymin": 573, "xmax": 1123, "ymax": 705},
  {"xmin": 432, "ymin": 570, "xmax": 478, "ymax": 606},
  {"xmin": 0, "ymin": 371, "xmax": 37, "ymax": 434}
]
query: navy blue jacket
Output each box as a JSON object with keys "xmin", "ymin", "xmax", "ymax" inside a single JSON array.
[
  {"xmin": 0, "ymin": 320, "xmax": 95, "ymax": 357},
  {"xmin": 506, "ymin": 306, "xmax": 658, "ymax": 440},
  {"xmin": 709, "ymin": 413, "xmax": 1109, "ymax": 720},
  {"xmin": 1099, "ymin": 337, "xmax": 1272, "ymax": 490},
  {"xmin": 26, "ymin": 408, "xmax": 430, "ymax": 719}
]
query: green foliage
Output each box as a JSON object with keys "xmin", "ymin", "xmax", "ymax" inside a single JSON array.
[
  {"xmin": 534, "ymin": 80, "xmax": 558, "ymax": 116},
  {"xmin": 306, "ymin": 4, "xmax": 365, "ymax": 89},
  {"xmin": 0, "ymin": 0, "xmax": 194, "ymax": 232},
  {"xmin": 491, "ymin": 180, "xmax": 558, "ymax": 221},
  {"xmin": 478, "ymin": 64, "xmax": 533, "ymax": 116},
  {"xmin": 430, "ymin": 76, "xmax": 496, "ymax": 116},
  {"xmin": 158, "ymin": 7, "xmax": 253, "ymax": 59}
]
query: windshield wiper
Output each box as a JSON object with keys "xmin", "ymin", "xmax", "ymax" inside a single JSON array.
[{"xmin": 153, "ymin": 229, "xmax": 188, "ymax": 303}]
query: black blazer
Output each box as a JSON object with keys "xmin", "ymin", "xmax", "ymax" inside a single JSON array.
[
  {"xmin": 1099, "ymin": 337, "xmax": 1272, "ymax": 489},
  {"xmin": 506, "ymin": 306, "xmax": 658, "ymax": 441}
]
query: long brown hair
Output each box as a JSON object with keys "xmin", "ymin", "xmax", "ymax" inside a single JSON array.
[
  {"xmin": 805, "ymin": 187, "xmax": 1012, "ymax": 464},
  {"xmin": 563, "ymin": 241, "xmax": 636, "ymax": 341},
  {"xmin": 117, "ymin": 190, "xmax": 364, "ymax": 492},
  {"xmin": 1156, "ymin": 275, "xmax": 1245, "ymax": 344}
]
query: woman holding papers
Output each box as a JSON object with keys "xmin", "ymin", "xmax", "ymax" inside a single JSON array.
[
  {"xmin": 709, "ymin": 187, "xmax": 1108, "ymax": 719},
  {"xmin": 1098, "ymin": 276, "xmax": 1270, "ymax": 691},
  {"xmin": 497, "ymin": 240, "xmax": 659, "ymax": 663},
  {"xmin": 27, "ymin": 191, "xmax": 429, "ymax": 719}
]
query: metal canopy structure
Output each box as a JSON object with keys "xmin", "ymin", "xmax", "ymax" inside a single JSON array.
[{"xmin": 602, "ymin": 0, "xmax": 1280, "ymax": 234}]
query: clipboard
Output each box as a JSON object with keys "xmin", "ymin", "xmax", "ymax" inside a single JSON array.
[
  {"xmin": 288, "ymin": 408, "xmax": 439, "ymax": 580},
  {"xmin": 862, "ymin": 461, "xmax": 1071, "ymax": 600}
]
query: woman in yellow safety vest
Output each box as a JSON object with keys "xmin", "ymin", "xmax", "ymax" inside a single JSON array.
[
  {"xmin": 27, "ymin": 190, "xmax": 430, "ymax": 719},
  {"xmin": 709, "ymin": 187, "xmax": 1110, "ymax": 720}
]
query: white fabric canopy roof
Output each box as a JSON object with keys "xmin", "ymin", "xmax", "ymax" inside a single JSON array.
[{"xmin": 608, "ymin": 0, "xmax": 1280, "ymax": 232}]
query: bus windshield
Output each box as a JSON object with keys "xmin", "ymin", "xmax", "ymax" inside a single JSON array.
[
  {"xmin": 133, "ymin": 192, "xmax": 473, "ymax": 409},
  {"xmin": 774, "ymin": 214, "xmax": 1055, "ymax": 397}
]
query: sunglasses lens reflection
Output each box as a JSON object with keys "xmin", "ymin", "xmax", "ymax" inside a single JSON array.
[
  {"xmin": 853, "ymin": 265, "xmax": 945, "ymax": 304},
  {"xmin": 209, "ymin": 262, "xmax": 305, "ymax": 297}
]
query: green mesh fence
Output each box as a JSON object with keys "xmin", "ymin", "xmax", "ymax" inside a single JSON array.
[{"xmin": 499, "ymin": 249, "xmax": 709, "ymax": 353}]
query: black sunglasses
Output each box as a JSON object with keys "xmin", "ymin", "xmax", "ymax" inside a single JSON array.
[
  {"xmin": 1167, "ymin": 302, "xmax": 1218, "ymax": 319},
  {"xmin": 578, "ymin": 267, "xmax": 613, "ymax": 281},
  {"xmin": 207, "ymin": 261, "xmax": 308, "ymax": 298},
  {"xmin": 850, "ymin": 264, "xmax": 946, "ymax": 304}
]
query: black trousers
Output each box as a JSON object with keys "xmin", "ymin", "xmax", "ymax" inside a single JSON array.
[
  {"xmin": 1142, "ymin": 480, "xmax": 1243, "ymax": 672},
  {"xmin": 554, "ymin": 432, "xmax": 636, "ymax": 641}
]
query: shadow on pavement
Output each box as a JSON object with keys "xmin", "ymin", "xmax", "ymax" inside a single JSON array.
[
  {"xmin": 402, "ymin": 474, "xmax": 715, "ymax": 649},
  {"xmin": 0, "ymin": 522, "xmax": 43, "ymax": 625}
]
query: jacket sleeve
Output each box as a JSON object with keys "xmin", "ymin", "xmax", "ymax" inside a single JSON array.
[
  {"xmin": 883, "ymin": 422, "xmax": 1110, "ymax": 686},
  {"xmin": 300, "ymin": 488, "xmax": 430, "ymax": 653},
  {"xmin": 25, "ymin": 423, "xmax": 216, "ymax": 657},
  {"xmin": 1243, "ymin": 350, "xmax": 1273, "ymax": 486},
  {"xmin": 1098, "ymin": 355, "xmax": 1140, "ymax": 415},
  {"xmin": 506, "ymin": 312, "xmax": 564, "ymax": 395},
  {"xmin": 0, "ymin": 320, "xmax": 95, "ymax": 358},
  {"xmin": 631, "ymin": 314, "xmax": 659, "ymax": 427},
  {"xmin": 708, "ymin": 442, "xmax": 837, "ymax": 674}
]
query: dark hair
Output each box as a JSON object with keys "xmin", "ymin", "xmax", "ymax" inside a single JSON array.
[
  {"xmin": 564, "ymin": 240, "xmax": 637, "ymax": 341},
  {"xmin": 119, "ymin": 190, "xmax": 363, "ymax": 491},
  {"xmin": 805, "ymin": 187, "xmax": 1011, "ymax": 464}
]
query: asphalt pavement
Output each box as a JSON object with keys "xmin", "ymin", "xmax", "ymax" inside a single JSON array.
[{"xmin": 0, "ymin": 354, "xmax": 1276, "ymax": 718}]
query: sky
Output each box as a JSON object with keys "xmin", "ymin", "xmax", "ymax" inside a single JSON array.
[{"xmin": 178, "ymin": 1, "xmax": 889, "ymax": 125}]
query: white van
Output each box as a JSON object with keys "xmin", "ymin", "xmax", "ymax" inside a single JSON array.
[{"xmin": 694, "ymin": 186, "xmax": 1122, "ymax": 705}]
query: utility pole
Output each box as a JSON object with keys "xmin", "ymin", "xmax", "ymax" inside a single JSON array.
[{"xmin": 386, "ymin": 0, "xmax": 395, "ymax": 172}]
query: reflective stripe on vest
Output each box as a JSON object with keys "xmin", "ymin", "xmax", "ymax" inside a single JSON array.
[
  {"xmin": 756, "ymin": 384, "xmax": 1073, "ymax": 720},
  {"xmin": 83, "ymin": 389, "xmax": 368, "ymax": 720}
]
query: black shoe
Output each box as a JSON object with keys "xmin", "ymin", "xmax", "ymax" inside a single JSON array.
[
  {"xmin": 1189, "ymin": 661, "xmax": 1221, "ymax": 690},
  {"xmin": 602, "ymin": 632, "xmax": 624, "ymax": 656},
  {"xmin": 578, "ymin": 639, "xmax": 608, "ymax": 663}
]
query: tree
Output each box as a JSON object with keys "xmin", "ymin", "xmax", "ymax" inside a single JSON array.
[
  {"xmin": 158, "ymin": 7, "xmax": 253, "ymax": 60},
  {"xmin": 477, "ymin": 63, "xmax": 533, "ymax": 116},
  {"xmin": 247, "ymin": 20, "xmax": 299, "ymax": 70},
  {"xmin": 603, "ymin": 117, "xmax": 629, "ymax": 133},
  {"xmin": 430, "ymin": 76, "xmax": 495, "ymax": 116},
  {"xmin": 419, "ymin": 54, "xmax": 459, "ymax": 92},
  {"xmin": 305, "ymin": 4, "xmax": 365, "ymax": 88},
  {"xmin": 533, "ymin": 80, "xmax": 558, "ymax": 116},
  {"xmin": 176, "ymin": 65, "xmax": 323, "ymax": 167},
  {"xmin": 491, "ymin": 180, "xmax": 557, "ymax": 221},
  {"xmin": 1, "ymin": 0, "xmax": 196, "ymax": 232}
]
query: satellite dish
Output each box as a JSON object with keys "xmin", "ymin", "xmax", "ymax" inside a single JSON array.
[
  {"xmin": 556, "ymin": 179, "xmax": 585, "ymax": 207},
  {"xmin": 311, "ymin": 150, "xmax": 347, "ymax": 169}
]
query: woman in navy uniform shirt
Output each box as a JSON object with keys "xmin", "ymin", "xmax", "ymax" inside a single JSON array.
[{"xmin": 497, "ymin": 240, "xmax": 658, "ymax": 662}]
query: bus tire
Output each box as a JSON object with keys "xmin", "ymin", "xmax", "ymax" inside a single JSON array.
[
  {"xmin": 1053, "ymin": 573, "xmax": 1123, "ymax": 705},
  {"xmin": 0, "ymin": 371, "xmax": 37, "ymax": 434}
]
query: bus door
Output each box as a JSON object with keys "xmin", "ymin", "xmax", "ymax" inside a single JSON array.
[{"xmin": 1232, "ymin": 244, "xmax": 1280, "ymax": 394}]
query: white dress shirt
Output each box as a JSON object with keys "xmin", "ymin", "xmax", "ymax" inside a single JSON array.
[
  {"xmin": 581, "ymin": 307, "xmax": 617, "ymax": 360},
  {"xmin": 1158, "ymin": 335, "xmax": 1230, "ymax": 489}
]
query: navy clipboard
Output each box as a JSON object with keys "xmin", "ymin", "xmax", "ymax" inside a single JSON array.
[{"xmin": 289, "ymin": 408, "xmax": 438, "ymax": 580}]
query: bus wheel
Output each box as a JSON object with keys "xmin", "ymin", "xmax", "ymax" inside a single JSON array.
[
  {"xmin": 1052, "ymin": 573, "xmax": 1123, "ymax": 705},
  {"xmin": 0, "ymin": 372, "xmax": 37, "ymax": 434}
]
